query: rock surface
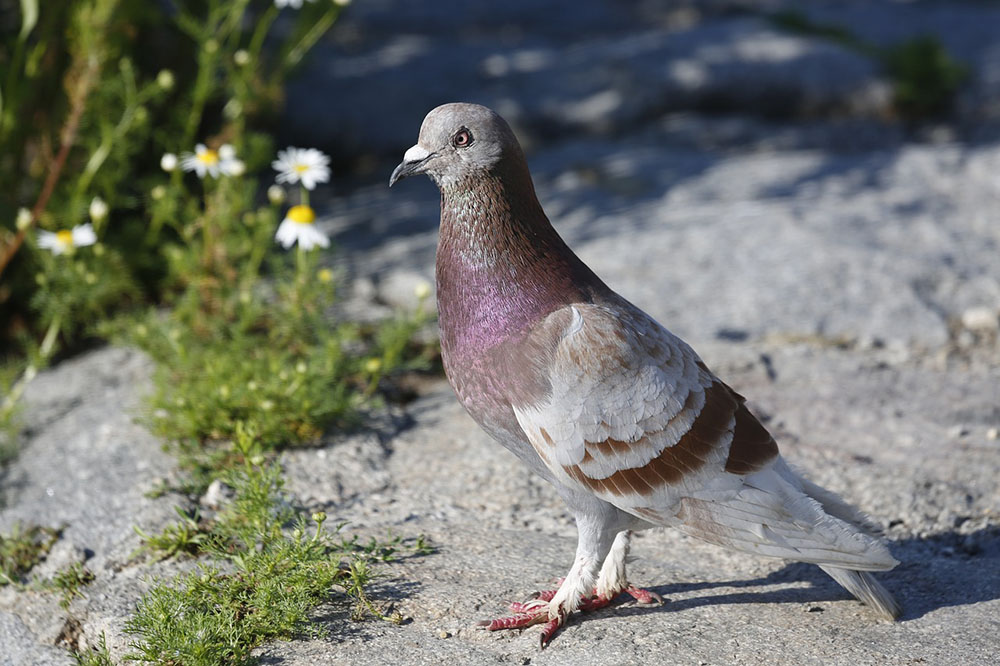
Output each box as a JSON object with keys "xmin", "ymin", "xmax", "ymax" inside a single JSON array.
[{"xmin": 4, "ymin": 0, "xmax": 1000, "ymax": 664}]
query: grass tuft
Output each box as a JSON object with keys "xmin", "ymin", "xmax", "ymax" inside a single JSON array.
[{"xmin": 125, "ymin": 428, "xmax": 405, "ymax": 665}]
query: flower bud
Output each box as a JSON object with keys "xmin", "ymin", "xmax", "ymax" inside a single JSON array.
[
  {"xmin": 234, "ymin": 49, "xmax": 250, "ymax": 66},
  {"xmin": 161, "ymin": 153, "xmax": 178, "ymax": 172},
  {"xmin": 16, "ymin": 208, "xmax": 32, "ymax": 230},
  {"xmin": 89, "ymin": 196, "xmax": 109, "ymax": 223},
  {"xmin": 156, "ymin": 69, "xmax": 175, "ymax": 91},
  {"xmin": 151, "ymin": 185, "xmax": 167, "ymax": 200},
  {"xmin": 267, "ymin": 185, "xmax": 286, "ymax": 205}
]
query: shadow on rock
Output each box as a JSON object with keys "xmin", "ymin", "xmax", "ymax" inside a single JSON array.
[{"xmin": 623, "ymin": 526, "xmax": 1000, "ymax": 621}]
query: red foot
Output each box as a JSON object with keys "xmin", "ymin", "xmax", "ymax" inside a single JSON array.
[
  {"xmin": 479, "ymin": 584, "xmax": 665, "ymax": 647},
  {"xmin": 477, "ymin": 607, "xmax": 548, "ymax": 631}
]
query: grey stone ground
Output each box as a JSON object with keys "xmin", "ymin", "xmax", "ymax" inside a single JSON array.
[{"xmin": 3, "ymin": 1, "xmax": 1000, "ymax": 664}]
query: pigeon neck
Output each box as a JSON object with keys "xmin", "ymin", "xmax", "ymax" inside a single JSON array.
[{"xmin": 435, "ymin": 164, "xmax": 603, "ymax": 355}]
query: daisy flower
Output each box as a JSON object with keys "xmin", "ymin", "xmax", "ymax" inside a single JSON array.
[
  {"xmin": 272, "ymin": 147, "xmax": 330, "ymax": 190},
  {"xmin": 275, "ymin": 204, "xmax": 329, "ymax": 250},
  {"xmin": 181, "ymin": 144, "xmax": 223, "ymax": 178},
  {"xmin": 180, "ymin": 143, "xmax": 243, "ymax": 179},
  {"xmin": 37, "ymin": 224, "xmax": 97, "ymax": 255}
]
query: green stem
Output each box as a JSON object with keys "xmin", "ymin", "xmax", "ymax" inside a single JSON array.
[
  {"xmin": 248, "ymin": 5, "xmax": 279, "ymax": 61},
  {"xmin": 1, "ymin": 314, "xmax": 61, "ymax": 417},
  {"xmin": 277, "ymin": 6, "xmax": 342, "ymax": 80}
]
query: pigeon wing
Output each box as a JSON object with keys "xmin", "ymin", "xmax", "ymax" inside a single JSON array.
[
  {"xmin": 512, "ymin": 302, "xmax": 896, "ymax": 570},
  {"xmin": 511, "ymin": 301, "xmax": 775, "ymax": 512}
]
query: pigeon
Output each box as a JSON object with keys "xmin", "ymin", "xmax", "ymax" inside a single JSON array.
[{"xmin": 389, "ymin": 103, "xmax": 901, "ymax": 646}]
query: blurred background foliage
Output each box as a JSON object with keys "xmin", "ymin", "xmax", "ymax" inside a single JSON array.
[{"xmin": 1, "ymin": 0, "xmax": 337, "ymax": 354}]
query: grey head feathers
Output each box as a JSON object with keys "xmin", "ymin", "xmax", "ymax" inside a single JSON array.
[{"xmin": 389, "ymin": 103, "xmax": 525, "ymax": 189}]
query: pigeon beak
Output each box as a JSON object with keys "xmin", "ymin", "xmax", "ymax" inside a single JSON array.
[{"xmin": 389, "ymin": 144, "xmax": 435, "ymax": 187}]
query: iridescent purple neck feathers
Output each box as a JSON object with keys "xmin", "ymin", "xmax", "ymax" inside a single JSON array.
[{"xmin": 435, "ymin": 161, "xmax": 605, "ymax": 357}]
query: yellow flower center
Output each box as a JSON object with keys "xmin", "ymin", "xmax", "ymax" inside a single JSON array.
[
  {"xmin": 293, "ymin": 164, "xmax": 310, "ymax": 173},
  {"xmin": 287, "ymin": 205, "xmax": 315, "ymax": 225},
  {"xmin": 56, "ymin": 230, "xmax": 74, "ymax": 246},
  {"xmin": 197, "ymin": 149, "xmax": 220, "ymax": 165}
]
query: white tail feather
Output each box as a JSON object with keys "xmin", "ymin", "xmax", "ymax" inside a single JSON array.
[
  {"xmin": 820, "ymin": 566, "xmax": 902, "ymax": 620},
  {"xmin": 664, "ymin": 456, "xmax": 901, "ymax": 618}
]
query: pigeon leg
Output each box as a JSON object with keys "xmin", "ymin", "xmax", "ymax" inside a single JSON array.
[
  {"xmin": 479, "ymin": 511, "xmax": 614, "ymax": 646},
  {"xmin": 594, "ymin": 531, "xmax": 665, "ymax": 606}
]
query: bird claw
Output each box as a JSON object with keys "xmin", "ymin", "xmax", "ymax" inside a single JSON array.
[
  {"xmin": 625, "ymin": 585, "xmax": 665, "ymax": 606},
  {"xmin": 539, "ymin": 614, "xmax": 565, "ymax": 648}
]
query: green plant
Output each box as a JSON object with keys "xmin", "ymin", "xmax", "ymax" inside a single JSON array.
[
  {"xmin": 74, "ymin": 633, "xmax": 114, "ymax": 666},
  {"xmin": 47, "ymin": 561, "xmax": 96, "ymax": 609},
  {"xmin": 769, "ymin": 10, "xmax": 967, "ymax": 120},
  {"xmin": 0, "ymin": 0, "xmax": 352, "ymax": 432},
  {"xmin": 0, "ymin": 522, "xmax": 62, "ymax": 585},
  {"xmin": 125, "ymin": 427, "xmax": 404, "ymax": 665},
  {"xmin": 133, "ymin": 506, "xmax": 211, "ymax": 561},
  {"xmin": 884, "ymin": 36, "xmax": 968, "ymax": 119}
]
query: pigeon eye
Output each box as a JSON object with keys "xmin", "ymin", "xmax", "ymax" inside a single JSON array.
[{"xmin": 452, "ymin": 129, "xmax": 473, "ymax": 148}]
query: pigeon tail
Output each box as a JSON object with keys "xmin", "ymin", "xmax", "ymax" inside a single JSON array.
[{"xmin": 820, "ymin": 565, "xmax": 902, "ymax": 621}]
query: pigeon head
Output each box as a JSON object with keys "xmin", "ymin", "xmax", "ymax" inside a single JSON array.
[{"xmin": 389, "ymin": 103, "xmax": 524, "ymax": 189}]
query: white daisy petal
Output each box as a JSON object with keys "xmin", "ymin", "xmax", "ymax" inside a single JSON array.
[
  {"xmin": 72, "ymin": 224, "xmax": 97, "ymax": 247},
  {"xmin": 37, "ymin": 231, "xmax": 60, "ymax": 251},
  {"xmin": 274, "ymin": 220, "xmax": 299, "ymax": 248}
]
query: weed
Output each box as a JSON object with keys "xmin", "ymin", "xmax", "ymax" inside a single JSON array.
[
  {"xmin": 47, "ymin": 562, "xmax": 96, "ymax": 610},
  {"xmin": 74, "ymin": 633, "xmax": 114, "ymax": 666},
  {"xmin": 124, "ymin": 429, "xmax": 404, "ymax": 665},
  {"xmin": 769, "ymin": 10, "xmax": 967, "ymax": 120},
  {"xmin": 0, "ymin": 523, "xmax": 62, "ymax": 586},
  {"xmin": 133, "ymin": 506, "xmax": 211, "ymax": 561}
]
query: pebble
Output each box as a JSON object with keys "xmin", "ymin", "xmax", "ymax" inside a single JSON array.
[
  {"xmin": 987, "ymin": 427, "xmax": 999, "ymax": 441},
  {"xmin": 961, "ymin": 306, "xmax": 999, "ymax": 332},
  {"xmin": 199, "ymin": 479, "xmax": 235, "ymax": 509},
  {"xmin": 949, "ymin": 425, "xmax": 970, "ymax": 439}
]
